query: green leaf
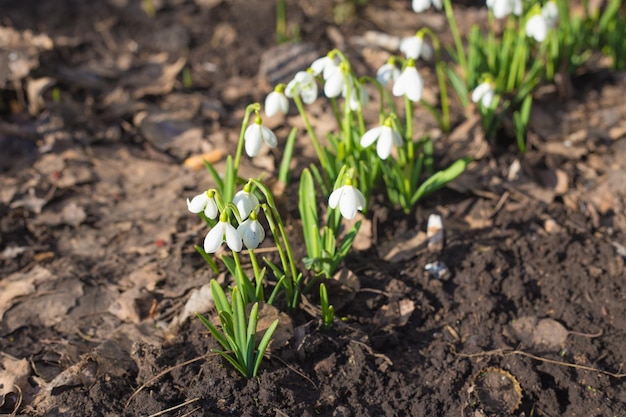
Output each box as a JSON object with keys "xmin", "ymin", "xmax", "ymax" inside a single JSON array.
[
  {"xmin": 411, "ymin": 157, "xmax": 470, "ymax": 205},
  {"xmin": 203, "ymin": 160, "xmax": 224, "ymax": 194},
  {"xmin": 196, "ymin": 313, "xmax": 230, "ymax": 351},
  {"xmin": 298, "ymin": 168, "xmax": 321, "ymax": 259},
  {"xmin": 278, "ymin": 127, "xmax": 298, "ymax": 185},
  {"xmin": 194, "ymin": 245, "xmax": 219, "ymax": 274},
  {"xmin": 446, "ymin": 66, "xmax": 469, "ymax": 109},
  {"xmin": 253, "ymin": 319, "xmax": 279, "ymax": 377},
  {"xmin": 210, "ymin": 279, "xmax": 231, "ymax": 316}
]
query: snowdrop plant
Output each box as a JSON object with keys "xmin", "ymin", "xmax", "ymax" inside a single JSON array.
[
  {"xmin": 299, "ymin": 166, "xmax": 362, "ymax": 279},
  {"xmin": 196, "ymin": 281, "xmax": 278, "ymax": 378}
]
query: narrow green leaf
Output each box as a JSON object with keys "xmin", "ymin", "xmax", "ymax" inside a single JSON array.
[
  {"xmin": 203, "ymin": 160, "xmax": 224, "ymax": 193},
  {"xmin": 411, "ymin": 157, "xmax": 470, "ymax": 205},
  {"xmin": 196, "ymin": 313, "xmax": 230, "ymax": 351},
  {"xmin": 278, "ymin": 127, "xmax": 298, "ymax": 184},
  {"xmin": 253, "ymin": 319, "xmax": 279, "ymax": 377},
  {"xmin": 210, "ymin": 279, "xmax": 231, "ymax": 316}
]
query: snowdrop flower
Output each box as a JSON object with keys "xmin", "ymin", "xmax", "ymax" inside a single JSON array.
[
  {"xmin": 471, "ymin": 80, "xmax": 496, "ymax": 108},
  {"xmin": 232, "ymin": 184, "xmax": 259, "ymax": 220},
  {"xmin": 328, "ymin": 178, "xmax": 366, "ymax": 220},
  {"xmin": 345, "ymin": 78, "xmax": 369, "ymax": 111},
  {"xmin": 323, "ymin": 62, "xmax": 351, "ymax": 99},
  {"xmin": 265, "ymin": 85, "xmax": 289, "ymax": 117},
  {"xmin": 376, "ymin": 60, "xmax": 401, "ymax": 86},
  {"xmin": 412, "ymin": 0, "xmax": 442, "ymax": 13},
  {"xmin": 187, "ymin": 189, "xmax": 218, "ymax": 219},
  {"xmin": 360, "ymin": 119, "xmax": 403, "ymax": 160},
  {"xmin": 244, "ymin": 114, "xmax": 277, "ymax": 158},
  {"xmin": 525, "ymin": 2, "xmax": 558, "ymax": 42},
  {"xmin": 237, "ymin": 211, "xmax": 265, "ymax": 249},
  {"xmin": 400, "ymin": 33, "xmax": 432, "ymax": 60},
  {"xmin": 204, "ymin": 212, "xmax": 243, "ymax": 253},
  {"xmin": 486, "ymin": 0, "xmax": 522, "ymax": 19},
  {"xmin": 310, "ymin": 54, "xmax": 341, "ymax": 79},
  {"xmin": 285, "ymin": 70, "xmax": 318, "ymax": 104},
  {"xmin": 392, "ymin": 59, "xmax": 424, "ymax": 102}
]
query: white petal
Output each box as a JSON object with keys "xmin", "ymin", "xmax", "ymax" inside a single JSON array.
[
  {"xmin": 238, "ymin": 219, "xmax": 265, "ymax": 249},
  {"xmin": 328, "ymin": 187, "xmax": 344, "ymax": 209},
  {"xmin": 204, "ymin": 223, "xmax": 224, "ymax": 253},
  {"xmin": 376, "ymin": 63, "xmax": 399, "ymax": 86},
  {"xmin": 324, "ymin": 68, "xmax": 344, "ymax": 98},
  {"xmin": 542, "ymin": 1, "xmax": 558, "ymax": 27},
  {"xmin": 394, "ymin": 67, "xmax": 423, "ymax": 102},
  {"xmin": 360, "ymin": 126, "xmax": 382, "ymax": 148},
  {"xmin": 353, "ymin": 187, "xmax": 365, "ymax": 210},
  {"xmin": 391, "ymin": 129, "xmax": 403, "ymax": 147},
  {"xmin": 233, "ymin": 191, "xmax": 258, "ymax": 220},
  {"xmin": 400, "ymin": 37, "xmax": 422, "ymax": 60},
  {"xmin": 261, "ymin": 125, "xmax": 278, "ymax": 148},
  {"xmin": 265, "ymin": 91, "xmax": 288, "ymax": 117},
  {"xmin": 512, "ymin": 0, "xmax": 523, "ymax": 16},
  {"xmin": 310, "ymin": 56, "xmax": 328, "ymax": 76},
  {"xmin": 187, "ymin": 193, "xmax": 208, "ymax": 213},
  {"xmin": 432, "ymin": 0, "xmax": 442, "ymax": 9},
  {"xmin": 203, "ymin": 197, "xmax": 218, "ymax": 219},
  {"xmin": 285, "ymin": 78, "xmax": 298, "ymax": 98},
  {"xmin": 526, "ymin": 15, "xmax": 547, "ymax": 42},
  {"xmin": 224, "ymin": 222, "xmax": 243, "ymax": 252},
  {"xmin": 339, "ymin": 187, "xmax": 361, "ymax": 220},
  {"xmin": 376, "ymin": 128, "xmax": 393, "ymax": 160},
  {"xmin": 244, "ymin": 124, "xmax": 263, "ymax": 157},
  {"xmin": 301, "ymin": 82, "xmax": 318, "ymax": 104},
  {"xmin": 471, "ymin": 82, "xmax": 492, "ymax": 104},
  {"xmin": 481, "ymin": 89, "xmax": 495, "ymax": 108},
  {"xmin": 412, "ymin": 0, "xmax": 430, "ymax": 12}
]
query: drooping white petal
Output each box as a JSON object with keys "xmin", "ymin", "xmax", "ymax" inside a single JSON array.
[
  {"xmin": 328, "ymin": 187, "xmax": 343, "ymax": 209},
  {"xmin": 360, "ymin": 126, "xmax": 382, "ymax": 148},
  {"xmin": 224, "ymin": 222, "xmax": 243, "ymax": 252},
  {"xmin": 400, "ymin": 36, "xmax": 424, "ymax": 60},
  {"xmin": 412, "ymin": 0, "xmax": 431, "ymax": 12},
  {"xmin": 203, "ymin": 197, "xmax": 218, "ymax": 219},
  {"xmin": 526, "ymin": 15, "xmax": 548, "ymax": 42},
  {"xmin": 393, "ymin": 66, "xmax": 423, "ymax": 102},
  {"xmin": 265, "ymin": 91, "xmax": 289, "ymax": 117},
  {"xmin": 391, "ymin": 129, "xmax": 403, "ymax": 147},
  {"xmin": 542, "ymin": 1, "xmax": 558, "ymax": 27},
  {"xmin": 431, "ymin": 0, "xmax": 442, "ymax": 9},
  {"xmin": 324, "ymin": 68, "xmax": 344, "ymax": 98},
  {"xmin": 339, "ymin": 187, "xmax": 365, "ymax": 220},
  {"xmin": 286, "ymin": 71, "xmax": 318, "ymax": 104},
  {"xmin": 511, "ymin": 0, "xmax": 522, "ymax": 16},
  {"xmin": 187, "ymin": 193, "xmax": 209, "ymax": 213},
  {"xmin": 244, "ymin": 124, "xmax": 263, "ymax": 157},
  {"xmin": 261, "ymin": 125, "xmax": 277, "ymax": 148},
  {"xmin": 204, "ymin": 223, "xmax": 225, "ymax": 253},
  {"xmin": 237, "ymin": 219, "xmax": 265, "ymax": 249},
  {"xmin": 376, "ymin": 63, "xmax": 400, "ymax": 86},
  {"xmin": 472, "ymin": 82, "xmax": 496, "ymax": 107},
  {"xmin": 376, "ymin": 128, "xmax": 393, "ymax": 160},
  {"xmin": 233, "ymin": 190, "xmax": 259, "ymax": 220}
]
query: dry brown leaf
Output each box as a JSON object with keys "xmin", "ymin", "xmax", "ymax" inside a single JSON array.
[
  {"xmin": 183, "ymin": 149, "xmax": 223, "ymax": 170},
  {"xmin": 0, "ymin": 266, "xmax": 56, "ymax": 321},
  {"xmin": 0, "ymin": 353, "xmax": 31, "ymax": 412},
  {"xmin": 256, "ymin": 303, "xmax": 293, "ymax": 351}
]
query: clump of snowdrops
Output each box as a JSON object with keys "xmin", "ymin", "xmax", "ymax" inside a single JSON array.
[{"xmin": 186, "ymin": 0, "xmax": 624, "ymax": 377}]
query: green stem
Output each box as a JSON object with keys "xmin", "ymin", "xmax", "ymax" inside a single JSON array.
[
  {"xmin": 292, "ymin": 94, "xmax": 331, "ymax": 182},
  {"xmin": 443, "ymin": 0, "xmax": 467, "ymax": 78},
  {"xmin": 235, "ymin": 103, "xmax": 261, "ymax": 171}
]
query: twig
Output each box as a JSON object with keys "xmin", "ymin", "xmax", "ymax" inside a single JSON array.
[
  {"xmin": 271, "ymin": 355, "xmax": 318, "ymax": 389},
  {"xmin": 125, "ymin": 353, "xmax": 218, "ymax": 408},
  {"xmin": 146, "ymin": 398, "xmax": 199, "ymax": 417},
  {"xmin": 451, "ymin": 346, "xmax": 626, "ymax": 378}
]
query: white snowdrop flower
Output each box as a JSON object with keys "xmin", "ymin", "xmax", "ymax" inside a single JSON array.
[
  {"xmin": 412, "ymin": 0, "xmax": 442, "ymax": 13},
  {"xmin": 392, "ymin": 59, "xmax": 424, "ymax": 102},
  {"xmin": 328, "ymin": 178, "xmax": 366, "ymax": 220},
  {"xmin": 285, "ymin": 70, "xmax": 318, "ymax": 104},
  {"xmin": 345, "ymin": 78, "xmax": 369, "ymax": 111},
  {"xmin": 542, "ymin": 2, "xmax": 559, "ymax": 29},
  {"xmin": 204, "ymin": 213, "xmax": 243, "ymax": 253},
  {"xmin": 376, "ymin": 61, "xmax": 401, "ymax": 86},
  {"xmin": 400, "ymin": 34, "xmax": 432, "ymax": 60},
  {"xmin": 232, "ymin": 185, "xmax": 259, "ymax": 221},
  {"xmin": 236, "ymin": 211, "xmax": 265, "ymax": 249},
  {"xmin": 310, "ymin": 54, "xmax": 340, "ymax": 79},
  {"xmin": 471, "ymin": 81, "xmax": 496, "ymax": 108},
  {"xmin": 244, "ymin": 115, "xmax": 277, "ymax": 158},
  {"xmin": 360, "ymin": 119, "xmax": 403, "ymax": 160},
  {"xmin": 486, "ymin": 0, "xmax": 522, "ymax": 19},
  {"xmin": 264, "ymin": 86, "xmax": 289, "ymax": 117},
  {"xmin": 324, "ymin": 65, "xmax": 346, "ymax": 98},
  {"xmin": 186, "ymin": 189, "xmax": 219, "ymax": 219},
  {"xmin": 526, "ymin": 2, "xmax": 558, "ymax": 42}
]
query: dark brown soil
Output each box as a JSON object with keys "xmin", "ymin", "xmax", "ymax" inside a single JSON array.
[{"xmin": 1, "ymin": 1, "xmax": 625, "ymax": 417}]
